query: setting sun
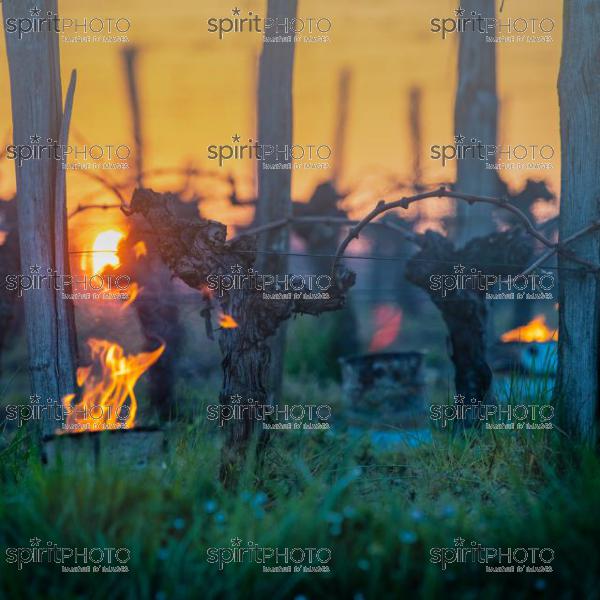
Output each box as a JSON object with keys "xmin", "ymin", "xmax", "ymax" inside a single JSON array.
[{"xmin": 88, "ymin": 229, "xmax": 125, "ymax": 274}]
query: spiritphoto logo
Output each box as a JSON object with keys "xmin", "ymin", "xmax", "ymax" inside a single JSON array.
[
  {"xmin": 4, "ymin": 6, "xmax": 131, "ymax": 43},
  {"xmin": 430, "ymin": 7, "xmax": 555, "ymax": 42},
  {"xmin": 207, "ymin": 133, "xmax": 332, "ymax": 170},
  {"xmin": 430, "ymin": 537, "xmax": 554, "ymax": 573},
  {"xmin": 206, "ymin": 537, "xmax": 332, "ymax": 573},
  {"xmin": 430, "ymin": 136, "xmax": 555, "ymax": 171},
  {"xmin": 206, "ymin": 264, "xmax": 332, "ymax": 300},
  {"xmin": 4, "ymin": 395, "xmax": 131, "ymax": 431},
  {"xmin": 207, "ymin": 394, "xmax": 332, "ymax": 430},
  {"xmin": 429, "ymin": 265, "xmax": 555, "ymax": 301},
  {"xmin": 5, "ymin": 538, "xmax": 131, "ymax": 573},
  {"xmin": 430, "ymin": 395, "xmax": 555, "ymax": 430},
  {"xmin": 207, "ymin": 6, "xmax": 332, "ymax": 43},
  {"xmin": 5, "ymin": 135, "xmax": 131, "ymax": 170},
  {"xmin": 2, "ymin": 265, "xmax": 132, "ymax": 300}
]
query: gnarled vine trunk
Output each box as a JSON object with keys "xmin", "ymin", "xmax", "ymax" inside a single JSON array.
[{"xmin": 129, "ymin": 188, "xmax": 355, "ymax": 482}]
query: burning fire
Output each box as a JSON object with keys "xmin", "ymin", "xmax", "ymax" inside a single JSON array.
[
  {"xmin": 61, "ymin": 338, "xmax": 165, "ymax": 433},
  {"xmin": 121, "ymin": 282, "xmax": 141, "ymax": 310},
  {"xmin": 86, "ymin": 229, "xmax": 125, "ymax": 274},
  {"xmin": 501, "ymin": 315, "xmax": 558, "ymax": 343},
  {"xmin": 134, "ymin": 240, "xmax": 147, "ymax": 259},
  {"xmin": 218, "ymin": 313, "xmax": 239, "ymax": 329},
  {"xmin": 369, "ymin": 304, "xmax": 403, "ymax": 352}
]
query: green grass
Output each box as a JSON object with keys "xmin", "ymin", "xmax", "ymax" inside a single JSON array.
[{"xmin": 0, "ymin": 380, "xmax": 599, "ymax": 599}]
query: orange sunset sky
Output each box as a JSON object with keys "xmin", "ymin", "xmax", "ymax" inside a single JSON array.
[{"xmin": 0, "ymin": 0, "xmax": 562, "ymax": 248}]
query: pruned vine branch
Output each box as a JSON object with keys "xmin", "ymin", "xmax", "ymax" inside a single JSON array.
[
  {"xmin": 68, "ymin": 202, "xmax": 123, "ymax": 219},
  {"xmin": 330, "ymin": 186, "xmax": 600, "ymax": 278}
]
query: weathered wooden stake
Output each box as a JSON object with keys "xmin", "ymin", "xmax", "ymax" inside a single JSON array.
[
  {"xmin": 408, "ymin": 86, "xmax": 423, "ymax": 190},
  {"xmin": 332, "ymin": 68, "xmax": 351, "ymax": 187},
  {"xmin": 255, "ymin": 0, "xmax": 298, "ymax": 407},
  {"xmin": 121, "ymin": 46, "xmax": 145, "ymax": 187},
  {"xmin": 453, "ymin": 0, "xmax": 499, "ymax": 243},
  {"xmin": 119, "ymin": 45, "xmax": 183, "ymax": 421},
  {"xmin": 556, "ymin": 0, "xmax": 600, "ymax": 442},
  {"xmin": 3, "ymin": 0, "xmax": 78, "ymax": 437}
]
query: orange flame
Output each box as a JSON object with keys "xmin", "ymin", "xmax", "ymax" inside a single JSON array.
[
  {"xmin": 134, "ymin": 240, "xmax": 147, "ymax": 259},
  {"xmin": 369, "ymin": 304, "xmax": 403, "ymax": 352},
  {"xmin": 61, "ymin": 338, "xmax": 165, "ymax": 434},
  {"xmin": 501, "ymin": 315, "xmax": 558, "ymax": 343},
  {"xmin": 121, "ymin": 282, "xmax": 141, "ymax": 310},
  {"xmin": 218, "ymin": 313, "xmax": 238, "ymax": 329}
]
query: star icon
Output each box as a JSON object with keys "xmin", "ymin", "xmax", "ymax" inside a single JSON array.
[
  {"xmin": 453, "ymin": 394, "xmax": 465, "ymax": 404},
  {"xmin": 455, "ymin": 7, "xmax": 465, "ymax": 17},
  {"xmin": 454, "ymin": 537, "xmax": 465, "ymax": 547},
  {"xmin": 30, "ymin": 135, "xmax": 41, "ymax": 144},
  {"xmin": 230, "ymin": 394, "xmax": 243, "ymax": 404},
  {"xmin": 231, "ymin": 134, "xmax": 241, "ymax": 143},
  {"xmin": 30, "ymin": 264, "xmax": 41, "ymax": 274},
  {"xmin": 454, "ymin": 134, "xmax": 465, "ymax": 144},
  {"xmin": 30, "ymin": 6, "xmax": 41, "ymax": 16},
  {"xmin": 453, "ymin": 264, "xmax": 465, "ymax": 274},
  {"xmin": 231, "ymin": 537, "xmax": 242, "ymax": 547},
  {"xmin": 232, "ymin": 7, "xmax": 241, "ymax": 16},
  {"xmin": 230, "ymin": 264, "xmax": 242, "ymax": 274},
  {"xmin": 30, "ymin": 537, "xmax": 41, "ymax": 547},
  {"xmin": 29, "ymin": 394, "xmax": 41, "ymax": 404}
]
